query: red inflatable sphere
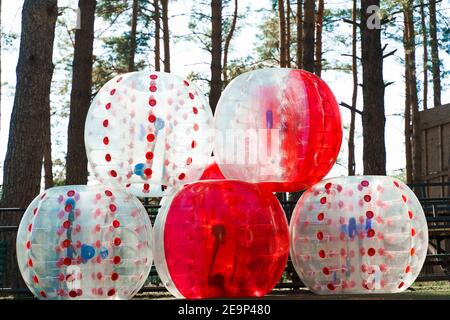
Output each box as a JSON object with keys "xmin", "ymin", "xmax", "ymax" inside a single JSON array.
[
  {"xmin": 153, "ymin": 180, "xmax": 290, "ymax": 299},
  {"xmin": 214, "ymin": 68, "xmax": 342, "ymax": 192}
]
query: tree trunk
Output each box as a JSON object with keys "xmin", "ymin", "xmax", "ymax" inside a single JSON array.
[
  {"xmin": 0, "ymin": 0, "xmax": 58, "ymax": 289},
  {"xmin": 286, "ymin": 0, "xmax": 291, "ymax": 67},
  {"xmin": 302, "ymin": 0, "xmax": 315, "ymax": 72},
  {"xmin": 210, "ymin": 0, "xmax": 222, "ymax": 114},
  {"xmin": 66, "ymin": 0, "xmax": 96, "ymax": 185},
  {"xmin": 348, "ymin": 0, "xmax": 358, "ymax": 176},
  {"xmin": 44, "ymin": 106, "xmax": 53, "ymax": 189},
  {"xmin": 314, "ymin": 0, "xmax": 324, "ymax": 76},
  {"xmin": 161, "ymin": 0, "xmax": 171, "ymax": 72},
  {"xmin": 403, "ymin": 2, "xmax": 422, "ymax": 183},
  {"xmin": 429, "ymin": 0, "xmax": 441, "ymax": 107},
  {"xmin": 154, "ymin": 0, "xmax": 161, "ymax": 71},
  {"xmin": 360, "ymin": 0, "xmax": 386, "ymax": 175},
  {"xmin": 278, "ymin": 0, "xmax": 288, "ymax": 67},
  {"xmin": 223, "ymin": 0, "xmax": 238, "ymax": 85},
  {"xmin": 420, "ymin": 0, "xmax": 428, "ymax": 111},
  {"xmin": 128, "ymin": 0, "xmax": 138, "ymax": 72},
  {"xmin": 405, "ymin": 67, "xmax": 413, "ymax": 184},
  {"xmin": 296, "ymin": 0, "xmax": 303, "ymax": 69}
]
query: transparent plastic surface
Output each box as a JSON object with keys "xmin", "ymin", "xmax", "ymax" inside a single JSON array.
[
  {"xmin": 16, "ymin": 185, "xmax": 153, "ymax": 300},
  {"xmin": 290, "ymin": 176, "xmax": 428, "ymax": 294},
  {"xmin": 153, "ymin": 180, "xmax": 289, "ymax": 299},
  {"xmin": 85, "ymin": 71, "xmax": 214, "ymax": 197},
  {"xmin": 214, "ymin": 68, "xmax": 342, "ymax": 192}
]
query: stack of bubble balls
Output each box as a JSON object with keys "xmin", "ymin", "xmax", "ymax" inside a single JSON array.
[{"xmin": 16, "ymin": 68, "xmax": 428, "ymax": 299}]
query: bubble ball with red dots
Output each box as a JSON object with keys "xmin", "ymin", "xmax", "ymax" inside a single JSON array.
[
  {"xmin": 16, "ymin": 185, "xmax": 152, "ymax": 300},
  {"xmin": 85, "ymin": 71, "xmax": 214, "ymax": 197},
  {"xmin": 153, "ymin": 180, "xmax": 290, "ymax": 299},
  {"xmin": 214, "ymin": 68, "xmax": 342, "ymax": 192},
  {"xmin": 290, "ymin": 176, "xmax": 428, "ymax": 294}
]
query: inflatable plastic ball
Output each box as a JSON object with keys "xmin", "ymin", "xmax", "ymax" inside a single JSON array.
[
  {"xmin": 214, "ymin": 68, "xmax": 342, "ymax": 192},
  {"xmin": 85, "ymin": 71, "xmax": 214, "ymax": 197},
  {"xmin": 290, "ymin": 176, "xmax": 428, "ymax": 294},
  {"xmin": 16, "ymin": 185, "xmax": 153, "ymax": 300},
  {"xmin": 153, "ymin": 180, "xmax": 290, "ymax": 299}
]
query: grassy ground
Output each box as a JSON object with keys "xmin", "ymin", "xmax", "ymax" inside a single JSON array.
[{"xmin": 1, "ymin": 281, "xmax": 450, "ymax": 300}]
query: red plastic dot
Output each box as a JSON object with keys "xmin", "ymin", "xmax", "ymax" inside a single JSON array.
[
  {"xmin": 105, "ymin": 190, "xmax": 113, "ymax": 197},
  {"xmin": 361, "ymin": 180, "xmax": 369, "ymax": 187},
  {"xmin": 108, "ymin": 288, "xmax": 116, "ymax": 296},
  {"xmin": 147, "ymin": 134, "xmax": 155, "ymax": 142},
  {"xmin": 110, "ymin": 170, "xmax": 117, "ymax": 177},
  {"xmin": 193, "ymin": 123, "xmax": 199, "ymax": 131},
  {"xmin": 368, "ymin": 248, "xmax": 376, "ymax": 256},
  {"xmin": 105, "ymin": 103, "xmax": 111, "ymax": 110},
  {"xmin": 28, "ymin": 224, "xmax": 32, "ymax": 232},
  {"xmin": 65, "ymin": 204, "xmax": 73, "ymax": 212},
  {"xmin": 150, "ymin": 74, "xmax": 158, "ymax": 80},
  {"xmin": 146, "ymin": 152, "xmax": 154, "ymax": 160},
  {"xmin": 110, "ymin": 89, "xmax": 116, "ymax": 95},
  {"xmin": 143, "ymin": 183, "xmax": 150, "ymax": 190},
  {"xmin": 191, "ymin": 140, "xmax": 197, "ymax": 148},
  {"xmin": 394, "ymin": 181, "xmax": 400, "ymax": 187},
  {"xmin": 149, "ymin": 85, "xmax": 157, "ymax": 92},
  {"xmin": 184, "ymin": 80, "xmax": 190, "ymax": 86},
  {"xmin": 178, "ymin": 173, "xmax": 186, "ymax": 180},
  {"xmin": 114, "ymin": 238, "xmax": 122, "ymax": 246},
  {"xmin": 67, "ymin": 190, "xmax": 75, "ymax": 197},
  {"xmin": 367, "ymin": 229, "xmax": 375, "ymax": 238},
  {"xmin": 105, "ymin": 154, "xmax": 112, "ymax": 162},
  {"xmin": 402, "ymin": 195, "xmax": 407, "ymax": 202},
  {"xmin": 398, "ymin": 282, "xmax": 404, "ymax": 289},
  {"xmin": 364, "ymin": 195, "xmax": 371, "ymax": 202},
  {"xmin": 322, "ymin": 267, "xmax": 330, "ymax": 275},
  {"xmin": 319, "ymin": 250, "xmax": 326, "ymax": 258},
  {"xmin": 405, "ymin": 266, "xmax": 411, "ymax": 273},
  {"xmin": 325, "ymin": 182, "xmax": 332, "ymax": 190},
  {"xmin": 316, "ymin": 231, "xmax": 324, "ymax": 240},
  {"xmin": 33, "ymin": 275, "xmax": 39, "ymax": 284},
  {"xmin": 63, "ymin": 258, "xmax": 71, "ymax": 266},
  {"xmin": 40, "ymin": 291, "xmax": 47, "ymax": 298},
  {"xmin": 111, "ymin": 273, "xmax": 119, "ymax": 281},
  {"xmin": 317, "ymin": 213, "xmax": 324, "ymax": 221},
  {"xmin": 103, "ymin": 119, "xmax": 109, "ymax": 127},
  {"xmin": 366, "ymin": 211, "xmax": 374, "ymax": 219},
  {"xmin": 62, "ymin": 239, "xmax": 71, "ymax": 248},
  {"xmin": 109, "ymin": 204, "xmax": 117, "ymax": 212},
  {"xmin": 69, "ymin": 290, "xmax": 77, "ymax": 298},
  {"xmin": 193, "ymin": 107, "xmax": 198, "ymax": 114},
  {"xmin": 320, "ymin": 197, "xmax": 327, "ymax": 204},
  {"xmin": 33, "ymin": 208, "xmax": 38, "ymax": 215},
  {"xmin": 103, "ymin": 137, "xmax": 109, "ymax": 145},
  {"xmin": 189, "ymin": 92, "xmax": 195, "ymax": 99},
  {"xmin": 28, "ymin": 259, "xmax": 33, "ymax": 267},
  {"xmin": 112, "ymin": 220, "xmax": 120, "ymax": 228},
  {"xmin": 148, "ymin": 114, "xmax": 156, "ymax": 123},
  {"xmin": 63, "ymin": 220, "xmax": 71, "ymax": 229},
  {"xmin": 408, "ymin": 211, "xmax": 413, "ymax": 219},
  {"xmin": 186, "ymin": 157, "xmax": 193, "ymax": 165},
  {"xmin": 327, "ymin": 283, "xmax": 335, "ymax": 291},
  {"xmin": 144, "ymin": 168, "xmax": 153, "ymax": 176},
  {"xmin": 410, "ymin": 248, "xmax": 415, "ymax": 256},
  {"xmin": 113, "ymin": 256, "xmax": 121, "ymax": 264},
  {"xmin": 411, "ymin": 228, "xmax": 416, "ymax": 236},
  {"xmin": 26, "ymin": 241, "xmax": 31, "ymax": 250}
]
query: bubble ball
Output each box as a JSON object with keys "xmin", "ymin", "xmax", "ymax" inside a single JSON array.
[
  {"xmin": 290, "ymin": 176, "xmax": 428, "ymax": 294},
  {"xmin": 16, "ymin": 185, "xmax": 153, "ymax": 300},
  {"xmin": 214, "ymin": 68, "xmax": 342, "ymax": 192},
  {"xmin": 153, "ymin": 180, "xmax": 289, "ymax": 299},
  {"xmin": 85, "ymin": 71, "xmax": 214, "ymax": 197}
]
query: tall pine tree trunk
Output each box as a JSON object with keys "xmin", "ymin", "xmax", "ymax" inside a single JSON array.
[
  {"xmin": 314, "ymin": 0, "xmax": 324, "ymax": 76},
  {"xmin": 403, "ymin": 2, "xmax": 422, "ymax": 183},
  {"xmin": 296, "ymin": 0, "xmax": 303, "ymax": 69},
  {"xmin": 154, "ymin": 0, "xmax": 161, "ymax": 71},
  {"xmin": 128, "ymin": 0, "xmax": 138, "ymax": 72},
  {"xmin": 0, "ymin": 0, "xmax": 58, "ymax": 288},
  {"xmin": 348, "ymin": 0, "xmax": 358, "ymax": 176},
  {"xmin": 210, "ymin": 0, "xmax": 222, "ymax": 113},
  {"xmin": 44, "ymin": 105, "xmax": 53, "ymax": 189},
  {"xmin": 223, "ymin": 0, "xmax": 238, "ymax": 85},
  {"xmin": 286, "ymin": 0, "xmax": 291, "ymax": 67},
  {"xmin": 360, "ymin": 0, "xmax": 386, "ymax": 175},
  {"xmin": 278, "ymin": 0, "xmax": 288, "ymax": 67},
  {"xmin": 429, "ymin": 0, "xmax": 441, "ymax": 107},
  {"xmin": 302, "ymin": 0, "xmax": 315, "ymax": 72},
  {"xmin": 66, "ymin": 0, "xmax": 96, "ymax": 185},
  {"xmin": 161, "ymin": 0, "xmax": 171, "ymax": 72},
  {"xmin": 420, "ymin": 0, "xmax": 428, "ymax": 111}
]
